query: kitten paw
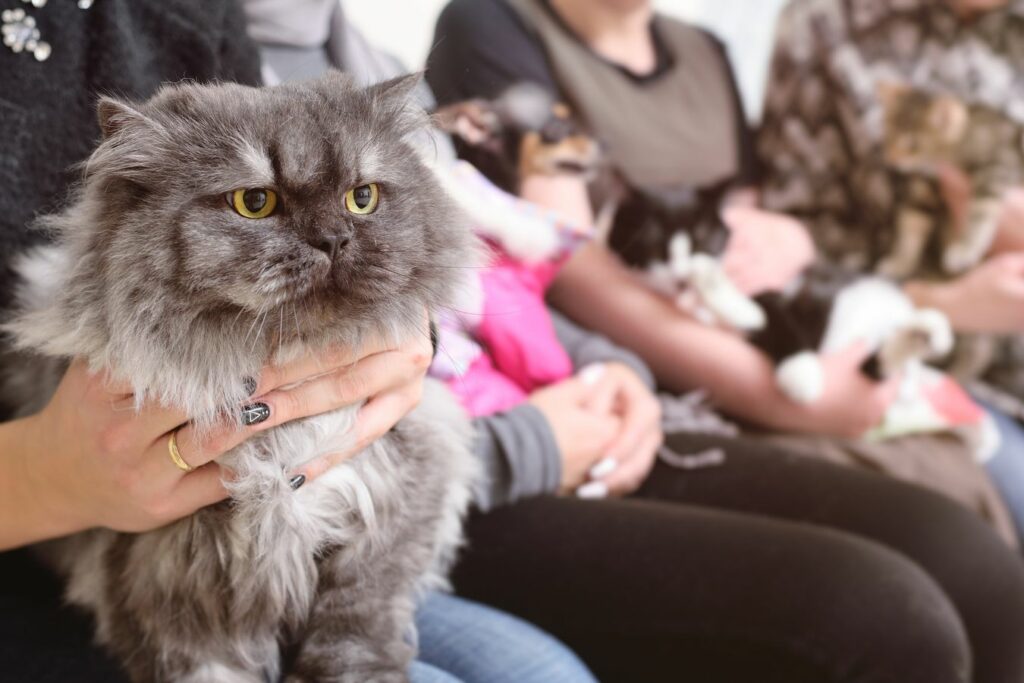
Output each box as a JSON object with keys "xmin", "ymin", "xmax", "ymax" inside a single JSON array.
[
  {"xmin": 876, "ymin": 256, "xmax": 916, "ymax": 280},
  {"xmin": 776, "ymin": 352, "xmax": 824, "ymax": 404},
  {"xmin": 911, "ymin": 308, "xmax": 954, "ymax": 357},
  {"xmin": 943, "ymin": 244, "xmax": 980, "ymax": 274}
]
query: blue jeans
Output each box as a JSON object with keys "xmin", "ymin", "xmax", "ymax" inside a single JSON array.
[
  {"xmin": 410, "ymin": 592, "xmax": 596, "ymax": 683},
  {"xmin": 979, "ymin": 399, "xmax": 1024, "ymax": 547}
]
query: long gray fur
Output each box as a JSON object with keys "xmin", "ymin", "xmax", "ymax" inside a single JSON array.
[{"xmin": 1, "ymin": 72, "xmax": 479, "ymax": 683}]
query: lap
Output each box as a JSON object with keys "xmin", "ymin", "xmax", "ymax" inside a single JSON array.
[
  {"xmin": 0, "ymin": 549, "xmax": 587, "ymax": 683},
  {"xmin": 415, "ymin": 592, "xmax": 595, "ymax": 683},
  {"xmin": 977, "ymin": 399, "xmax": 1024, "ymax": 545},
  {"xmin": 455, "ymin": 435, "xmax": 1024, "ymax": 683}
]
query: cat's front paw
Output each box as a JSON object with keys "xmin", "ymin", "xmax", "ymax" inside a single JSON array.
[
  {"xmin": 943, "ymin": 243, "xmax": 981, "ymax": 274},
  {"xmin": 775, "ymin": 352, "xmax": 824, "ymax": 404},
  {"xmin": 876, "ymin": 255, "xmax": 916, "ymax": 280}
]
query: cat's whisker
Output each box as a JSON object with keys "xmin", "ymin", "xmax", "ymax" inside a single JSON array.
[{"xmin": 243, "ymin": 304, "xmax": 267, "ymax": 347}]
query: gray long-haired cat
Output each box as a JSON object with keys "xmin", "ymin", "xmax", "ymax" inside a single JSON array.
[{"xmin": 2, "ymin": 72, "xmax": 479, "ymax": 682}]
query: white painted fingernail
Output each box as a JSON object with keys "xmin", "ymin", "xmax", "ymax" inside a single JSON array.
[
  {"xmin": 588, "ymin": 457, "xmax": 618, "ymax": 479},
  {"xmin": 578, "ymin": 363, "xmax": 606, "ymax": 386},
  {"xmin": 576, "ymin": 481, "xmax": 608, "ymax": 499}
]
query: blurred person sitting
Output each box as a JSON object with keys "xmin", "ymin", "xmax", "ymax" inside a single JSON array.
[
  {"xmin": 759, "ymin": 0, "xmax": 1024, "ymax": 546},
  {"xmin": 420, "ymin": 1, "xmax": 1024, "ymax": 682}
]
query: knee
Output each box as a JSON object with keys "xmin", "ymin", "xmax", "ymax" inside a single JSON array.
[
  {"xmin": 892, "ymin": 487, "xmax": 1024, "ymax": 681},
  {"xmin": 799, "ymin": 533, "xmax": 972, "ymax": 683}
]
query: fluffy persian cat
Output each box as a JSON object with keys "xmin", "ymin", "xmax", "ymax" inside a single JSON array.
[{"xmin": 1, "ymin": 72, "xmax": 478, "ymax": 683}]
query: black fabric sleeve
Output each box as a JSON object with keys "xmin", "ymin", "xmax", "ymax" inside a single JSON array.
[
  {"xmin": 427, "ymin": 0, "xmax": 558, "ymax": 106},
  {"xmin": 218, "ymin": 0, "xmax": 263, "ymax": 86},
  {"xmin": 700, "ymin": 29, "xmax": 759, "ymax": 186}
]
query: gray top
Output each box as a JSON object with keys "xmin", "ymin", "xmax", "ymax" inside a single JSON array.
[{"xmin": 472, "ymin": 311, "xmax": 655, "ymax": 511}]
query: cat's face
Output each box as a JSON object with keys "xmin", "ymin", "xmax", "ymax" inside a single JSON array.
[
  {"xmin": 879, "ymin": 84, "xmax": 968, "ymax": 171},
  {"xmin": 82, "ymin": 73, "xmax": 470, "ymax": 349},
  {"xmin": 609, "ymin": 190, "xmax": 730, "ymax": 289}
]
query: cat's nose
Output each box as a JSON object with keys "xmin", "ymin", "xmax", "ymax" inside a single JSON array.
[{"xmin": 313, "ymin": 233, "xmax": 351, "ymax": 261}]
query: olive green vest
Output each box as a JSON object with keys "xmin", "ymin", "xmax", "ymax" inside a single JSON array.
[{"xmin": 506, "ymin": 0, "xmax": 739, "ymax": 193}]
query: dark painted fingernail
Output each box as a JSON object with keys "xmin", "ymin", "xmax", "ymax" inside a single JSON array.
[
  {"xmin": 289, "ymin": 474, "xmax": 306, "ymax": 490},
  {"xmin": 429, "ymin": 318, "xmax": 440, "ymax": 359},
  {"xmin": 242, "ymin": 376, "xmax": 259, "ymax": 397},
  {"xmin": 241, "ymin": 402, "xmax": 270, "ymax": 426}
]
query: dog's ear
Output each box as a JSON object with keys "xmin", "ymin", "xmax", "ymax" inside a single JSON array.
[
  {"xmin": 494, "ymin": 82, "xmax": 556, "ymax": 130},
  {"xmin": 434, "ymin": 100, "xmax": 502, "ymax": 146}
]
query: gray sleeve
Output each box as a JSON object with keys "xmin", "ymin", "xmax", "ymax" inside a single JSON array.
[
  {"xmin": 471, "ymin": 403, "xmax": 562, "ymax": 511},
  {"xmin": 550, "ymin": 310, "xmax": 656, "ymax": 389}
]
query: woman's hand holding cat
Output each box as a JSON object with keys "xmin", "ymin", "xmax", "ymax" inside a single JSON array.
[
  {"xmin": 3, "ymin": 332, "xmax": 432, "ymax": 547},
  {"xmin": 776, "ymin": 343, "xmax": 900, "ymax": 438},
  {"xmin": 202, "ymin": 330, "xmax": 434, "ymax": 483},
  {"xmin": 721, "ymin": 206, "xmax": 815, "ymax": 296},
  {"xmin": 907, "ymin": 253, "xmax": 1024, "ymax": 333},
  {"xmin": 938, "ymin": 164, "xmax": 1024, "ymax": 255}
]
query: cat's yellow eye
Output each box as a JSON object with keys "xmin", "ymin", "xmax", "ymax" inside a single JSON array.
[
  {"xmin": 345, "ymin": 183, "xmax": 380, "ymax": 215},
  {"xmin": 229, "ymin": 188, "xmax": 278, "ymax": 219}
]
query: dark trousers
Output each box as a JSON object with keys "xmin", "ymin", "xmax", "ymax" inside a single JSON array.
[{"xmin": 452, "ymin": 433, "xmax": 1024, "ymax": 683}]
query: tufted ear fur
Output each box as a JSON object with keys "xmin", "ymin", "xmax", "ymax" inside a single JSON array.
[
  {"xmin": 91, "ymin": 96, "xmax": 172, "ymax": 185},
  {"xmin": 97, "ymin": 97, "xmax": 156, "ymax": 140},
  {"xmin": 928, "ymin": 96, "xmax": 969, "ymax": 145},
  {"xmin": 493, "ymin": 81, "xmax": 555, "ymax": 130},
  {"xmin": 876, "ymin": 81, "xmax": 908, "ymax": 113},
  {"xmin": 366, "ymin": 72, "xmax": 423, "ymax": 102}
]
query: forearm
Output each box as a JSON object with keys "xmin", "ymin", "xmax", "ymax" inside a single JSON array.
[
  {"xmin": 471, "ymin": 404, "xmax": 562, "ymax": 511},
  {"xmin": 0, "ymin": 416, "xmax": 81, "ymax": 550},
  {"xmin": 548, "ymin": 244, "xmax": 801, "ymax": 430},
  {"xmin": 550, "ymin": 309, "xmax": 655, "ymax": 389}
]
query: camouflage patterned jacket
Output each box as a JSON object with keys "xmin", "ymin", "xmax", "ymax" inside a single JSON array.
[
  {"xmin": 757, "ymin": 0, "xmax": 1024, "ymax": 268},
  {"xmin": 758, "ymin": 0, "xmax": 1024, "ymax": 401}
]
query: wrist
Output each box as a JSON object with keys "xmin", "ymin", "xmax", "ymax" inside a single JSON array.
[
  {"xmin": 904, "ymin": 279, "xmax": 959, "ymax": 323},
  {"xmin": 0, "ymin": 415, "xmax": 87, "ymax": 549}
]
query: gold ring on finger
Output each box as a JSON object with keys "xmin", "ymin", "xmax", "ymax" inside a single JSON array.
[{"xmin": 167, "ymin": 428, "xmax": 195, "ymax": 473}]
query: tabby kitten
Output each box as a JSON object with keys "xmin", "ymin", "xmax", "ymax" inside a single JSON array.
[
  {"xmin": 879, "ymin": 83, "xmax": 1024, "ymax": 276},
  {"xmin": 2, "ymin": 73, "xmax": 478, "ymax": 683}
]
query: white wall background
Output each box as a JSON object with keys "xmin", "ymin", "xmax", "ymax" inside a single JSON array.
[{"xmin": 342, "ymin": 0, "xmax": 789, "ymax": 120}]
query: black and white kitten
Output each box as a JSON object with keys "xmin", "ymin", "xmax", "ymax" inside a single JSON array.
[
  {"xmin": 2, "ymin": 73, "xmax": 478, "ymax": 682},
  {"xmin": 609, "ymin": 185, "xmax": 953, "ymax": 403}
]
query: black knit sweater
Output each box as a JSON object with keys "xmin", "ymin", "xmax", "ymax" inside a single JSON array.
[
  {"xmin": 0, "ymin": 0, "xmax": 260, "ymax": 309},
  {"xmin": 0, "ymin": 3, "xmax": 259, "ymax": 680}
]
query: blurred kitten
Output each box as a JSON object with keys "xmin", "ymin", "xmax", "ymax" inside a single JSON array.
[{"xmin": 879, "ymin": 83, "xmax": 1024, "ymax": 276}]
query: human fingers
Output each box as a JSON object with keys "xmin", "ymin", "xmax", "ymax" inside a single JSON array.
[
  {"xmin": 166, "ymin": 463, "xmax": 230, "ymax": 517},
  {"xmin": 579, "ymin": 364, "xmax": 618, "ymax": 414},
  {"xmin": 293, "ymin": 380, "xmax": 422, "ymax": 483},
  {"xmin": 603, "ymin": 383, "xmax": 662, "ymax": 464},
  {"xmin": 169, "ymin": 347, "xmax": 425, "ymax": 470},
  {"xmin": 252, "ymin": 309, "xmax": 431, "ymax": 396},
  {"xmin": 602, "ymin": 429, "xmax": 663, "ymax": 496}
]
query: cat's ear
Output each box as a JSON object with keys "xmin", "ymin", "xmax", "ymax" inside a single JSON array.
[
  {"xmin": 928, "ymin": 96, "xmax": 969, "ymax": 143},
  {"xmin": 367, "ymin": 73, "xmax": 429, "ymax": 138},
  {"xmin": 494, "ymin": 82, "xmax": 555, "ymax": 130},
  {"xmin": 876, "ymin": 81, "xmax": 908, "ymax": 111},
  {"xmin": 90, "ymin": 97, "xmax": 170, "ymax": 184},
  {"xmin": 96, "ymin": 97, "xmax": 157, "ymax": 140},
  {"xmin": 367, "ymin": 73, "xmax": 424, "ymax": 104}
]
